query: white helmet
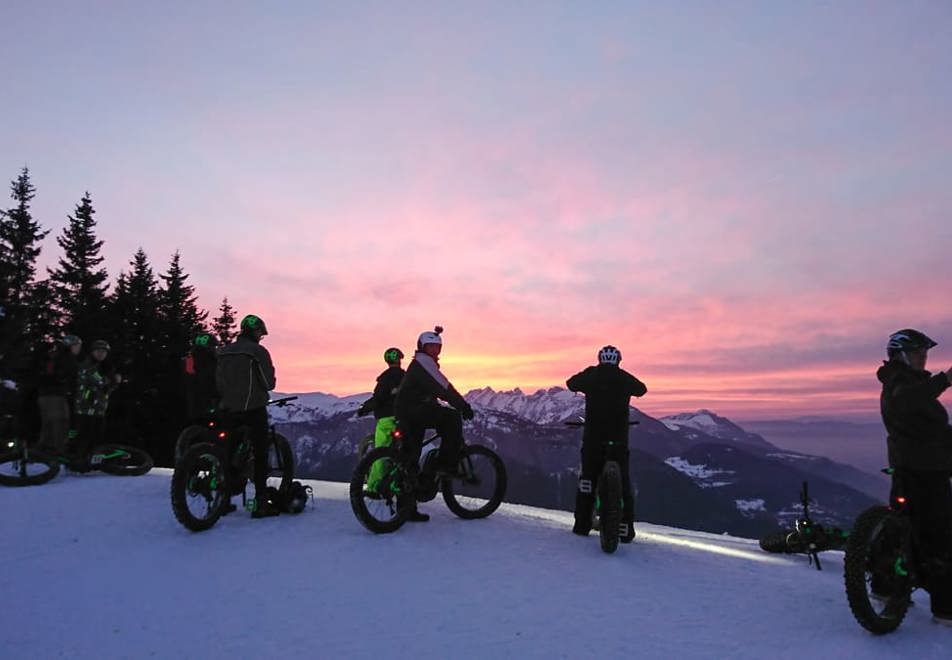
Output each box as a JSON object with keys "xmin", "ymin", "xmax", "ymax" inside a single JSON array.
[
  {"xmin": 598, "ymin": 345, "xmax": 621, "ymax": 365},
  {"xmin": 417, "ymin": 325, "xmax": 444, "ymax": 350}
]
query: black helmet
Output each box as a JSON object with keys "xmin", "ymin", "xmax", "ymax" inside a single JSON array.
[
  {"xmin": 384, "ymin": 347, "xmax": 404, "ymax": 364},
  {"xmin": 193, "ymin": 333, "xmax": 219, "ymax": 349},
  {"xmin": 240, "ymin": 315, "xmax": 268, "ymax": 336},
  {"xmin": 887, "ymin": 329, "xmax": 937, "ymax": 359},
  {"xmin": 90, "ymin": 339, "xmax": 111, "ymax": 352},
  {"xmin": 598, "ymin": 345, "xmax": 622, "ymax": 365}
]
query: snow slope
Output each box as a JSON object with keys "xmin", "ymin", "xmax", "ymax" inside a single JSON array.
[{"xmin": 3, "ymin": 472, "xmax": 950, "ymax": 659}]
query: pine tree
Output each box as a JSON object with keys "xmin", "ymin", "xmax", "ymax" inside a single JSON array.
[
  {"xmin": 108, "ymin": 248, "xmax": 162, "ymax": 385},
  {"xmin": 47, "ymin": 192, "xmax": 110, "ymax": 342},
  {"xmin": 158, "ymin": 251, "xmax": 207, "ymax": 358},
  {"xmin": 212, "ymin": 296, "xmax": 237, "ymax": 344},
  {"xmin": 0, "ymin": 167, "xmax": 50, "ymax": 375}
]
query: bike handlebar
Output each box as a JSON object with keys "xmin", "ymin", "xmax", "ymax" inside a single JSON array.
[{"xmin": 268, "ymin": 396, "xmax": 298, "ymax": 407}]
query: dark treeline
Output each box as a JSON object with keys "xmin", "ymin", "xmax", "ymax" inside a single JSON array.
[{"xmin": 0, "ymin": 166, "xmax": 238, "ymax": 466}]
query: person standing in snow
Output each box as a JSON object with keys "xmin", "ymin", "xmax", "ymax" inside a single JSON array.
[
  {"xmin": 566, "ymin": 345, "xmax": 647, "ymax": 542},
  {"xmin": 877, "ymin": 329, "xmax": 952, "ymax": 625},
  {"xmin": 357, "ymin": 347, "xmax": 406, "ymax": 494},
  {"xmin": 394, "ymin": 326, "xmax": 474, "ymax": 522},
  {"xmin": 70, "ymin": 340, "xmax": 121, "ymax": 471},
  {"xmin": 216, "ymin": 315, "xmax": 279, "ymax": 519},
  {"xmin": 36, "ymin": 334, "xmax": 83, "ymax": 456}
]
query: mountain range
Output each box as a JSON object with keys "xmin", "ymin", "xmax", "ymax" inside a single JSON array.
[{"xmin": 270, "ymin": 387, "xmax": 886, "ymax": 537}]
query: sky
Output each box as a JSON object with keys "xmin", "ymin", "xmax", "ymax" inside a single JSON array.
[{"xmin": 2, "ymin": 1, "xmax": 951, "ymax": 420}]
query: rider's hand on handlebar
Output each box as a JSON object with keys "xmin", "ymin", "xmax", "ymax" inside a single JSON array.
[
  {"xmin": 460, "ymin": 404, "xmax": 475, "ymax": 421},
  {"xmin": 945, "ymin": 366, "xmax": 952, "ymax": 383}
]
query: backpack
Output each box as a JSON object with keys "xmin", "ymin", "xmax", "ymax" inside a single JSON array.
[{"xmin": 264, "ymin": 481, "xmax": 313, "ymax": 514}]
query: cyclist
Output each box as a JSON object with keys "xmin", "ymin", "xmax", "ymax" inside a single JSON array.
[
  {"xmin": 35, "ymin": 334, "xmax": 83, "ymax": 456},
  {"xmin": 69, "ymin": 340, "xmax": 121, "ymax": 471},
  {"xmin": 566, "ymin": 345, "xmax": 647, "ymax": 542},
  {"xmin": 393, "ymin": 326, "xmax": 474, "ymax": 522},
  {"xmin": 183, "ymin": 333, "xmax": 219, "ymax": 425},
  {"xmin": 877, "ymin": 329, "xmax": 952, "ymax": 624},
  {"xmin": 216, "ymin": 315, "xmax": 279, "ymax": 519},
  {"xmin": 357, "ymin": 347, "xmax": 406, "ymax": 495}
]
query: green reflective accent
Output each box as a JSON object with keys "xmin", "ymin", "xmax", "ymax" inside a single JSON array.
[
  {"xmin": 194, "ymin": 334, "xmax": 211, "ymax": 346},
  {"xmin": 595, "ymin": 495, "xmax": 601, "ymax": 511},
  {"xmin": 93, "ymin": 450, "xmax": 127, "ymax": 461},
  {"xmin": 894, "ymin": 557, "xmax": 909, "ymax": 577},
  {"xmin": 384, "ymin": 349, "xmax": 401, "ymax": 362}
]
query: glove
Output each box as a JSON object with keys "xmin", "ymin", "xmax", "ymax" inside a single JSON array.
[
  {"xmin": 460, "ymin": 404, "xmax": 475, "ymax": 421},
  {"xmin": 356, "ymin": 403, "xmax": 371, "ymax": 417}
]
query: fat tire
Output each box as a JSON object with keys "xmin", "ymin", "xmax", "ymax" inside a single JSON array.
[
  {"xmin": 598, "ymin": 461, "xmax": 621, "ymax": 554},
  {"xmin": 0, "ymin": 449, "xmax": 60, "ymax": 486},
  {"xmin": 171, "ymin": 443, "xmax": 229, "ymax": 532},
  {"xmin": 759, "ymin": 530, "xmax": 794, "ymax": 554},
  {"xmin": 174, "ymin": 425, "xmax": 210, "ymax": 465},
  {"xmin": 268, "ymin": 432, "xmax": 295, "ymax": 499},
  {"xmin": 349, "ymin": 445, "xmax": 409, "ymax": 534},
  {"xmin": 844, "ymin": 505, "xmax": 911, "ymax": 634},
  {"xmin": 442, "ymin": 444, "xmax": 507, "ymax": 520},
  {"xmin": 92, "ymin": 444, "xmax": 154, "ymax": 476}
]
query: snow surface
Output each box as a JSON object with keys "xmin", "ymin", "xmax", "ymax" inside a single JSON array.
[
  {"xmin": 3, "ymin": 471, "xmax": 951, "ymax": 659},
  {"xmin": 664, "ymin": 456, "xmax": 736, "ymax": 487}
]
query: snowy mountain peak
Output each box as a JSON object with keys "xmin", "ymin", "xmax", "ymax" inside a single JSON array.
[
  {"xmin": 464, "ymin": 385, "xmax": 585, "ymax": 425},
  {"xmin": 660, "ymin": 410, "xmax": 773, "ymax": 448}
]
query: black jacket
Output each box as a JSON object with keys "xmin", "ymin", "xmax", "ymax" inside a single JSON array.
[
  {"xmin": 394, "ymin": 352, "xmax": 471, "ymax": 418},
  {"xmin": 566, "ymin": 364, "xmax": 647, "ymax": 445},
  {"xmin": 359, "ymin": 366, "xmax": 405, "ymax": 419},
  {"xmin": 216, "ymin": 335, "xmax": 276, "ymax": 412},
  {"xmin": 36, "ymin": 346, "xmax": 80, "ymax": 399},
  {"xmin": 184, "ymin": 346, "xmax": 219, "ymax": 420},
  {"xmin": 878, "ymin": 359, "xmax": 952, "ymax": 472}
]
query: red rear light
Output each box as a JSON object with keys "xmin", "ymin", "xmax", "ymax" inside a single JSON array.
[
  {"xmin": 218, "ymin": 431, "xmax": 227, "ymax": 439},
  {"xmin": 392, "ymin": 429, "xmax": 402, "ymax": 439},
  {"xmin": 896, "ymin": 496, "xmax": 907, "ymax": 505}
]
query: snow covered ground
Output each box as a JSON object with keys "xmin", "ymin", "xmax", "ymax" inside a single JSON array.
[{"xmin": 3, "ymin": 471, "xmax": 950, "ymax": 659}]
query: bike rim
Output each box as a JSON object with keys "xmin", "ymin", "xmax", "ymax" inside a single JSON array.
[
  {"xmin": 184, "ymin": 451, "xmax": 226, "ymax": 520},
  {"xmin": 446, "ymin": 451, "xmax": 499, "ymax": 511}
]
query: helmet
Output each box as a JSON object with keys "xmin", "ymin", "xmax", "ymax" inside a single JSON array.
[
  {"xmin": 90, "ymin": 340, "xmax": 111, "ymax": 352},
  {"xmin": 887, "ymin": 329, "xmax": 937, "ymax": 359},
  {"xmin": 193, "ymin": 333, "xmax": 219, "ymax": 349},
  {"xmin": 384, "ymin": 347, "xmax": 404, "ymax": 364},
  {"xmin": 240, "ymin": 314, "xmax": 268, "ymax": 336},
  {"xmin": 417, "ymin": 325, "xmax": 444, "ymax": 350},
  {"xmin": 60, "ymin": 335, "xmax": 82, "ymax": 347},
  {"xmin": 598, "ymin": 345, "xmax": 622, "ymax": 365}
]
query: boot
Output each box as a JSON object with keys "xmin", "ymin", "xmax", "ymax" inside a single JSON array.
[
  {"xmin": 405, "ymin": 507, "xmax": 430, "ymax": 523},
  {"xmin": 251, "ymin": 498, "xmax": 280, "ymax": 519}
]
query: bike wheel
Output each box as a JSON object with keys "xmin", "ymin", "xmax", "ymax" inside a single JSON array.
[
  {"xmin": 170, "ymin": 443, "xmax": 229, "ymax": 532},
  {"xmin": 759, "ymin": 530, "xmax": 795, "ymax": 554},
  {"xmin": 442, "ymin": 444, "xmax": 507, "ymax": 520},
  {"xmin": 92, "ymin": 444, "xmax": 154, "ymax": 476},
  {"xmin": 266, "ymin": 432, "xmax": 295, "ymax": 499},
  {"xmin": 174, "ymin": 425, "xmax": 209, "ymax": 465},
  {"xmin": 0, "ymin": 449, "xmax": 60, "ymax": 486},
  {"xmin": 844, "ymin": 505, "xmax": 912, "ymax": 634},
  {"xmin": 349, "ymin": 445, "xmax": 410, "ymax": 534},
  {"xmin": 598, "ymin": 461, "xmax": 621, "ymax": 554}
]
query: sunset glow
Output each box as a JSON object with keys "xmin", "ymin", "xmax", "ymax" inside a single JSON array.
[{"xmin": 4, "ymin": 3, "xmax": 951, "ymax": 420}]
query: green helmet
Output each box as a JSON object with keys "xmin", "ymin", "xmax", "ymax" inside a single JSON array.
[
  {"xmin": 193, "ymin": 333, "xmax": 219, "ymax": 349},
  {"xmin": 240, "ymin": 315, "xmax": 268, "ymax": 336},
  {"xmin": 384, "ymin": 347, "xmax": 404, "ymax": 364}
]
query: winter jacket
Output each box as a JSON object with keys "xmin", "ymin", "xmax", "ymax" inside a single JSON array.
[
  {"xmin": 358, "ymin": 366, "xmax": 405, "ymax": 420},
  {"xmin": 216, "ymin": 335, "xmax": 275, "ymax": 412},
  {"xmin": 37, "ymin": 347, "xmax": 80, "ymax": 399},
  {"xmin": 566, "ymin": 364, "xmax": 647, "ymax": 445},
  {"xmin": 394, "ymin": 352, "xmax": 472, "ymax": 419},
  {"xmin": 74, "ymin": 359, "xmax": 117, "ymax": 417},
  {"xmin": 877, "ymin": 359, "xmax": 952, "ymax": 472}
]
